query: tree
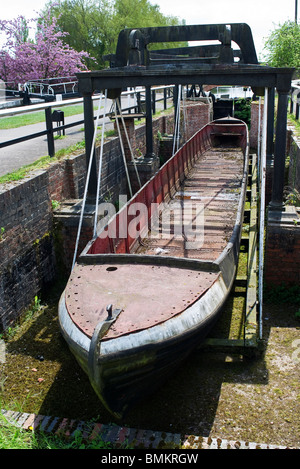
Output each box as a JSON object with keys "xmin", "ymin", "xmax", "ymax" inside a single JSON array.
[
  {"xmin": 0, "ymin": 8, "xmax": 93, "ymax": 86},
  {"xmin": 47, "ymin": 0, "xmax": 113, "ymax": 70},
  {"xmin": 263, "ymin": 20, "xmax": 300, "ymax": 73},
  {"xmin": 48, "ymin": 0, "xmax": 185, "ymax": 70}
]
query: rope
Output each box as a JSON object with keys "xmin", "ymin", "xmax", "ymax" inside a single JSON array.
[
  {"xmin": 114, "ymin": 99, "xmax": 133, "ymax": 198},
  {"xmin": 93, "ymin": 89, "xmax": 108, "ymax": 238},
  {"xmin": 71, "ymin": 91, "xmax": 106, "ymax": 270},
  {"xmin": 116, "ymin": 96, "xmax": 142, "ymax": 189},
  {"xmin": 172, "ymin": 84, "xmax": 182, "ymax": 155}
]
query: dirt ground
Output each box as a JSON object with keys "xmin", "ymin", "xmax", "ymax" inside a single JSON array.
[{"xmin": 1, "ymin": 281, "xmax": 299, "ymax": 449}]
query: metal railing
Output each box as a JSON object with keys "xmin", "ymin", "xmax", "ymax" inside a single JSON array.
[
  {"xmin": 24, "ymin": 79, "xmax": 78, "ymax": 97},
  {"xmin": 290, "ymin": 80, "xmax": 300, "ymax": 120},
  {"xmin": 0, "ymin": 86, "xmax": 174, "ymax": 158}
]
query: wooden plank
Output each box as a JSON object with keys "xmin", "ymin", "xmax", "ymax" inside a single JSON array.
[
  {"xmin": 199, "ymin": 338, "xmax": 258, "ymax": 356},
  {"xmin": 110, "ymin": 113, "xmax": 145, "ymax": 119}
]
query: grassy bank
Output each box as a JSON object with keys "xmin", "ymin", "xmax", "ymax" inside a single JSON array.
[
  {"xmin": 0, "ymin": 129, "xmax": 117, "ymax": 184},
  {"xmin": 0, "ymin": 411, "xmax": 117, "ymax": 449},
  {"xmin": 0, "ymin": 103, "xmax": 100, "ymax": 130}
]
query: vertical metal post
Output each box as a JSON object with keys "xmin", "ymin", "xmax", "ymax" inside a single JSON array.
[
  {"xmin": 257, "ymin": 97, "xmax": 262, "ymax": 175},
  {"xmin": 136, "ymin": 92, "xmax": 141, "ymax": 114},
  {"xmin": 173, "ymin": 85, "xmax": 179, "ymax": 129},
  {"xmin": 83, "ymin": 92, "xmax": 97, "ymax": 196},
  {"xmin": 163, "ymin": 87, "xmax": 167, "ymax": 110},
  {"xmin": 45, "ymin": 107, "xmax": 55, "ymax": 157},
  {"xmin": 145, "ymin": 85, "xmax": 154, "ymax": 158},
  {"xmin": 269, "ymin": 90, "xmax": 289, "ymax": 210},
  {"xmin": 259, "ymin": 87, "xmax": 268, "ymax": 340},
  {"xmin": 152, "ymin": 89, "xmax": 156, "ymax": 114},
  {"xmin": 290, "ymin": 87, "xmax": 295, "ymax": 114},
  {"xmin": 266, "ymin": 87, "xmax": 275, "ymax": 160}
]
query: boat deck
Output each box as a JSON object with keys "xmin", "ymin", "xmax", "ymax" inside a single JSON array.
[
  {"xmin": 136, "ymin": 145, "xmax": 244, "ymax": 261},
  {"xmin": 65, "ymin": 143, "xmax": 245, "ymax": 340}
]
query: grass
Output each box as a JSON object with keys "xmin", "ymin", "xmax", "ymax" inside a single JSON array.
[
  {"xmin": 0, "ymin": 412, "xmax": 33, "ymax": 449},
  {"xmin": 288, "ymin": 113, "xmax": 300, "ymax": 136},
  {"xmin": 0, "ymin": 102, "xmax": 172, "ymax": 185},
  {"xmin": 0, "ymin": 128, "xmax": 118, "ymax": 185},
  {"xmin": 0, "ymin": 103, "xmax": 100, "ymax": 130},
  {"xmin": 0, "ymin": 295, "xmax": 120, "ymax": 450},
  {"xmin": 0, "ymin": 155, "xmax": 54, "ymax": 184},
  {"xmin": 0, "ymin": 411, "xmax": 117, "ymax": 449}
]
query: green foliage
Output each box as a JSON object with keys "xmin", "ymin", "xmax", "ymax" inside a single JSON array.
[
  {"xmin": 46, "ymin": 0, "xmax": 185, "ymax": 69},
  {"xmin": 0, "ymin": 155, "xmax": 53, "ymax": 184},
  {"xmin": 51, "ymin": 200, "xmax": 61, "ymax": 210},
  {"xmin": 46, "ymin": 0, "xmax": 112, "ymax": 69},
  {"xmin": 234, "ymin": 98, "xmax": 251, "ymax": 126},
  {"xmin": 0, "ymin": 410, "xmax": 132, "ymax": 449},
  {"xmin": 263, "ymin": 20, "xmax": 300, "ymax": 73},
  {"xmin": 264, "ymin": 284, "xmax": 300, "ymax": 305},
  {"xmin": 0, "ymin": 413, "xmax": 33, "ymax": 449},
  {"xmin": 0, "ymin": 415, "xmax": 108, "ymax": 448}
]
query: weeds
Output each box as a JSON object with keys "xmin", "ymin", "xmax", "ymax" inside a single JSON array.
[
  {"xmin": 51, "ymin": 200, "xmax": 61, "ymax": 211},
  {"xmin": 264, "ymin": 284, "xmax": 300, "ymax": 307},
  {"xmin": 284, "ymin": 186, "xmax": 300, "ymax": 207},
  {"xmin": 1, "ymin": 296, "xmax": 45, "ymax": 341},
  {"xmin": 0, "ymin": 412, "xmax": 33, "ymax": 449},
  {"xmin": 0, "ymin": 411, "xmax": 126, "ymax": 449}
]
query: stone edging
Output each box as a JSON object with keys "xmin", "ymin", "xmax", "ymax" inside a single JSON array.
[{"xmin": 1, "ymin": 409, "xmax": 296, "ymax": 450}]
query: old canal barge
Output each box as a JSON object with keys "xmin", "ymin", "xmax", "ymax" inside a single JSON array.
[{"xmin": 58, "ymin": 116, "xmax": 250, "ymax": 418}]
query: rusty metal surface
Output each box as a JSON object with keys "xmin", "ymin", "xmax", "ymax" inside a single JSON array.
[{"xmin": 65, "ymin": 263, "xmax": 219, "ymax": 339}]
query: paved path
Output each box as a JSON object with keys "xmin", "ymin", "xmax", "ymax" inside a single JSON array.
[
  {"xmin": 0, "ymin": 94, "xmax": 142, "ymax": 177},
  {"xmin": 0, "ymin": 113, "xmax": 114, "ymax": 176}
]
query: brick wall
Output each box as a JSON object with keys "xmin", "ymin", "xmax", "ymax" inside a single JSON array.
[
  {"xmin": 184, "ymin": 98, "xmax": 213, "ymax": 140},
  {"xmin": 264, "ymin": 209, "xmax": 300, "ymax": 287},
  {"xmin": 262, "ymin": 114, "xmax": 300, "ymax": 289},
  {"xmin": 250, "ymin": 101, "xmax": 264, "ymax": 149},
  {"xmin": 135, "ymin": 113, "xmax": 175, "ymax": 158},
  {"xmin": 0, "ymin": 171, "xmax": 57, "ymax": 330}
]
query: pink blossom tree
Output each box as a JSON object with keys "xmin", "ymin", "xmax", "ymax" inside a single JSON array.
[{"xmin": 0, "ymin": 9, "xmax": 93, "ymax": 87}]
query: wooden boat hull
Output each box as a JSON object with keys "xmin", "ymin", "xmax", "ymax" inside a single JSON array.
[{"xmin": 58, "ymin": 117, "xmax": 249, "ymax": 418}]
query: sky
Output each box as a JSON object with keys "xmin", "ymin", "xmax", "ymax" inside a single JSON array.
[{"xmin": 0, "ymin": 0, "xmax": 298, "ymax": 59}]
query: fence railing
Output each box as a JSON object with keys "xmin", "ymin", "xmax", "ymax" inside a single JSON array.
[
  {"xmin": 0, "ymin": 86, "xmax": 174, "ymax": 158},
  {"xmin": 24, "ymin": 76, "xmax": 78, "ymax": 97},
  {"xmin": 290, "ymin": 80, "xmax": 300, "ymax": 120}
]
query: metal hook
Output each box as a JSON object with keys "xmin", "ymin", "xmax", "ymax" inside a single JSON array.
[{"xmin": 106, "ymin": 304, "xmax": 113, "ymax": 320}]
